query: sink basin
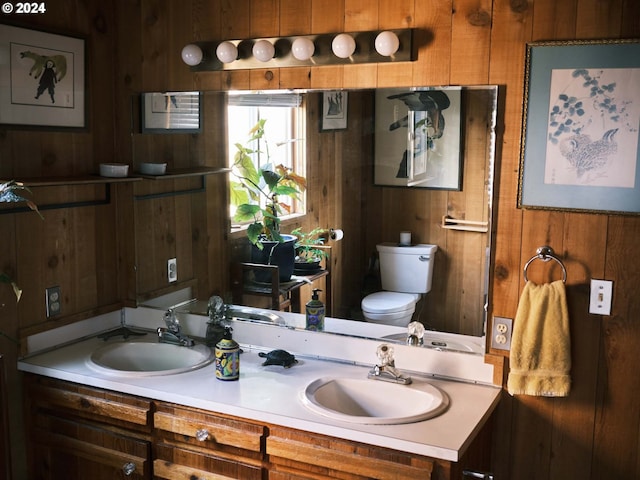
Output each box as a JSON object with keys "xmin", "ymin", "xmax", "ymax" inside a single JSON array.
[
  {"xmin": 87, "ymin": 341, "xmax": 214, "ymax": 377},
  {"xmin": 301, "ymin": 377, "xmax": 449, "ymax": 425}
]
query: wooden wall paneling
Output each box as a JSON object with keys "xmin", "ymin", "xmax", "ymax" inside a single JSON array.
[
  {"xmin": 412, "ymin": 0, "xmax": 452, "ymax": 86},
  {"xmin": 593, "ymin": 217, "xmax": 640, "ymax": 478},
  {"xmin": 85, "ymin": 1, "xmax": 117, "ymax": 166},
  {"xmin": 577, "ymin": 0, "xmax": 624, "ymax": 37},
  {"xmin": 620, "ymin": 0, "xmax": 640, "ymax": 35},
  {"xmin": 450, "ymin": 0, "xmax": 492, "ymax": 85},
  {"xmin": 249, "ymin": 0, "xmax": 280, "ymax": 37},
  {"xmin": 280, "ymin": 0, "xmax": 312, "ymax": 36},
  {"xmin": 72, "ymin": 205, "xmax": 99, "ymax": 312},
  {"xmin": 140, "ymin": 0, "xmax": 170, "ymax": 91}
]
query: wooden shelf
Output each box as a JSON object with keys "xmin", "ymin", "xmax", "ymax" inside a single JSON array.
[
  {"xmin": 16, "ymin": 175, "xmax": 142, "ymax": 187},
  {"xmin": 134, "ymin": 166, "xmax": 230, "ymax": 180}
]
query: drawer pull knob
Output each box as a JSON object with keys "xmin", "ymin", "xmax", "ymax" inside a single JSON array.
[
  {"xmin": 195, "ymin": 428, "xmax": 210, "ymax": 441},
  {"xmin": 122, "ymin": 462, "xmax": 136, "ymax": 476}
]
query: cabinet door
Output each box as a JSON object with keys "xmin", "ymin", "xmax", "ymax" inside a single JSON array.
[
  {"xmin": 30, "ymin": 414, "xmax": 151, "ymax": 479},
  {"xmin": 154, "ymin": 444, "xmax": 262, "ymax": 480},
  {"xmin": 267, "ymin": 426, "xmax": 435, "ymax": 480},
  {"xmin": 154, "ymin": 403, "xmax": 266, "ymax": 479},
  {"xmin": 26, "ymin": 375, "xmax": 152, "ymax": 431},
  {"xmin": 154, "ymin": 403, "xmax": 265, "ymax": 458}
]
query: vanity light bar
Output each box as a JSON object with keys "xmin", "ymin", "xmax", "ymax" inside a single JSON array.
[{"xmin": 181, "ymin": 29, "xmax": 415, "ymax": 71}]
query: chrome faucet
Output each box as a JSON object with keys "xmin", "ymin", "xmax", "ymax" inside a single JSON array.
[
  {"xmin": 157, "ymin": 308, "xmax": 195, "ymax": 347},
  {"xmin": 205, "ymin": 295, "xmax": 228, "ymax": 347},
  {"xmin": 368, "ymin": 344, "xmax": 412, "ymax": 385}
]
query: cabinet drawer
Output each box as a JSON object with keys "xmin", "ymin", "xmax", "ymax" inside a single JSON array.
[
  {"xmin": 267, "ymin": 427, "xmax": 434, "ymax": 480},
  {"xmin": 154, "ymin": 403, "xmax": 266, "ymax": 454},
  {"xmin": 154, "ymin": 443, "xmax": 263, "ymax": 480},
  {"xmin": 31, "ymin": 414, "xmax": 151, "ymax": 479},
  {"xmin": 27, "ymin": 376, "xmax": 152, "ymax": 430}
]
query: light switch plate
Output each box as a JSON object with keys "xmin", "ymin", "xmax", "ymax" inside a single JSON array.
[{"xmin": 589, "ymin": 279, "xmax": 613, "ymax": 315}]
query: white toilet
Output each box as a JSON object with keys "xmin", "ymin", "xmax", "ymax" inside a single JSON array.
[{"xmin": 361, "ymin": 243, "xmax": 438, "ymax": 327}]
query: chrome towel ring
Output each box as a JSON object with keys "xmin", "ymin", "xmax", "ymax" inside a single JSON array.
[{"xmin": 523, "ymin": 246, "xmax": 567, "ymax": 283}]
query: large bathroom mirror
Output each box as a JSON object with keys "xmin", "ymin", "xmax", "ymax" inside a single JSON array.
[{"xmin": 130, "ymin": 85, "xmax": 498, "ymax": 352}]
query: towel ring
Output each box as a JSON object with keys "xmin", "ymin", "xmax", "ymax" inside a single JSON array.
[{"xmin": 523, "ymin": 246, "xmax": 567, "ymax": 284}]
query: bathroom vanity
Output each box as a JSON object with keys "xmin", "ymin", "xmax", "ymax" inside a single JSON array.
[{"xmin": 19, "ymin": 307, "xmax": 500, "ymax": 479}]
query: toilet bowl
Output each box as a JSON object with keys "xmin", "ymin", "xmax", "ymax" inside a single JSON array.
[
  {"xmin": 361, "ymin": 291, "xmax": 420, "ymax": 327},
  {"xmin": 361, "ymin": 243, "xmax": 437, "ymax": 326}
]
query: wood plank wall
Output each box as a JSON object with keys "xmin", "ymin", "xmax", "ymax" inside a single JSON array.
[{"xmin": 1, "ymin": 1, "xmax": 640, "ymax": 479}]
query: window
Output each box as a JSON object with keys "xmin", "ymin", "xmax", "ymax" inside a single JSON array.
[{"xmin": 227, "ymin": 93, "xmax": 306, "ymax": 229}]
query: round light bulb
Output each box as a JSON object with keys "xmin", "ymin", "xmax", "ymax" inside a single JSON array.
[
  {"xmin": 332, "ymin": 33, "xmax": 356, "ymax": 59},
  {"xmin": 181, "ymin": 44, "xmax": 203, "ymax": 66},
  {"xmin": 253, "ymin": 40, "xmax": 275, "ymax": 62},
  {"xmin": 291, "ymin": 37, "xmax": 315, "ymax": 61},
  {"xmin": 216, "ymin": 41, "xmax": 238, "ymax": 63},
  {"xmin": 375, "ymin": 31, "xmax": 400, "ymax": 57}
]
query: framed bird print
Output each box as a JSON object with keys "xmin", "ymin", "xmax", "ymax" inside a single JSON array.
[
  {"xmin": 374, "ymin": 87, "xmax": 462, "ymax": 189},
  {"xmin": 518, "ymin": 39, "xmax": 640, "ymax": 215},
  {"xmin": 0, "ymin": 24, "xmax": 86, "ymax": 129}
]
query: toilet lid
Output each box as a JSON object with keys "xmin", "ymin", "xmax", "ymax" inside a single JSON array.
[{"xmin": 361, "ymin": 291, "xmax": 419, "ymax": 314}]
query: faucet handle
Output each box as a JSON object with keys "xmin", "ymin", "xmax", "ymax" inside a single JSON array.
[
  {"xmin": 164, "ymin": 308, "xmax": 179, "ymax": 332},
  {"xmin": 407, "ymin": 321, "xmax": 425, "ymax": 346},
  {"xmin": 376, "ymin": 344, "xmax": 395, "ymax": 367}
]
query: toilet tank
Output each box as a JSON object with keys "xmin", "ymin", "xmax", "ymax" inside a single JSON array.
[{"xmin": 376, "ymin": 243, "xmax": 438, "ymax": 293}]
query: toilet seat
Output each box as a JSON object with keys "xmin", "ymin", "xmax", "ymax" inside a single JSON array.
[{"xmin": 361, "ymin": 291, "xmax": 419, "ymax": 314}]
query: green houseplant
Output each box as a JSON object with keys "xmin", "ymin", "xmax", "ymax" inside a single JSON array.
[
  {"xmin": 229, "ymin": 119, "xmax": 306, "ymax": 281},
  {"xmin": 291, "ymin": 227, "xmax": 329, "ymax": 264}
]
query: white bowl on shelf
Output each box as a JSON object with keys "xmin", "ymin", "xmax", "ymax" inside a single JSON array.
[
  {"xmin": 139, "ymin": 162, "xmax": 167, "ymax": 175},
  {"xmin": 99, "ymin": 163, "xmax": 129, "ymax": 177}
]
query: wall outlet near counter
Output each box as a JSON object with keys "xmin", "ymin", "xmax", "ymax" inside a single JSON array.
[
  {"xmin": 46, "ymin": 286, "xmax": 61, "ymax": 318},
  {"xmin": 168, "ymin": 258, "xmax": 177, "ymax": 283},
  {"xmin": 491, "ymin": 316, "xmax": 512, "ymax": 351}
]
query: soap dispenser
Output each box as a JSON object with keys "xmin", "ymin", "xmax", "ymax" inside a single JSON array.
[
  {"xmin": 215, "ymin": 326, "xmax": 239, "ymax": 381},
  {"xmin": 305, "ymin": 289, "xmax": 325, "ymax": 331}
]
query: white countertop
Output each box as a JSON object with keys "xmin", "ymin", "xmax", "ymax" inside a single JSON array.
[{"xmin": 18, "ymin": 316, "xmax": 501, "ymax": 462}]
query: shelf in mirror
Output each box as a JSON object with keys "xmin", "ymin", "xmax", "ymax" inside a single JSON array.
[{"xmin": 134, "ymin": 166, "xmax": 230, "ymax": 180}]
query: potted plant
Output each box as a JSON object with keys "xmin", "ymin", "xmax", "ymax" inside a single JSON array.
[
  {"xmin": 229, "ymin": 119, "xmax": 306, "ymax": 281},
  {"xmin": 291, "ymin": 227, "xmax": 329, "ymax": 273}
]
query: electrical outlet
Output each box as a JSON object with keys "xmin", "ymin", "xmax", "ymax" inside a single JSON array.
[
  {"xmin": 46, "ymin": 286, "xmax": 61, "ymax": 318},
  {"xmin": 589, "ymin": 279, "xmax": 613, "ymax": 315},
  {"xmin": 491, "ymin": 316, "xmax": 512, "ymax": 351},
  {"xmin": 167, "ymin": 258, "xmax": 177, "ymax": 283}
]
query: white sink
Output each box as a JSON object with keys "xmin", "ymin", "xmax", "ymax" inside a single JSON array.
[
  {"xmin": 87, "ymin": 341, "xmax": 214, "ymax": 377},
  {"xmin": 301, "ymin": 376, "xmax": 449, "ymax": 425}
]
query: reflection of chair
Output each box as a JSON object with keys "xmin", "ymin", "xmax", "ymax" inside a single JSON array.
[
  {"xmin": 230, "ymin": 248, "xmax": 331, "ymax": 314},
  {"xmin": 230, "ymin": 263, "xmax": 292, "ymax": 311}
]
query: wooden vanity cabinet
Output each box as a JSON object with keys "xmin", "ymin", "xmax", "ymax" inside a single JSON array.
[
  {"xmin": 24, "ymin": 375, "xmax": 492, "ymax": 480},
  {"xmin": 152, "ymin": 402, "xmax": 267, "ymax": 479},
  {"xmin": 24, "ymin": 375, "xmax": 153, "ymax": 479}
]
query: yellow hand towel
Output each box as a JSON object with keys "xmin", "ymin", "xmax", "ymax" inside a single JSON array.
[{"xmin": 507, "ymin": 280, "xmax": 571, "ymax": 397}]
